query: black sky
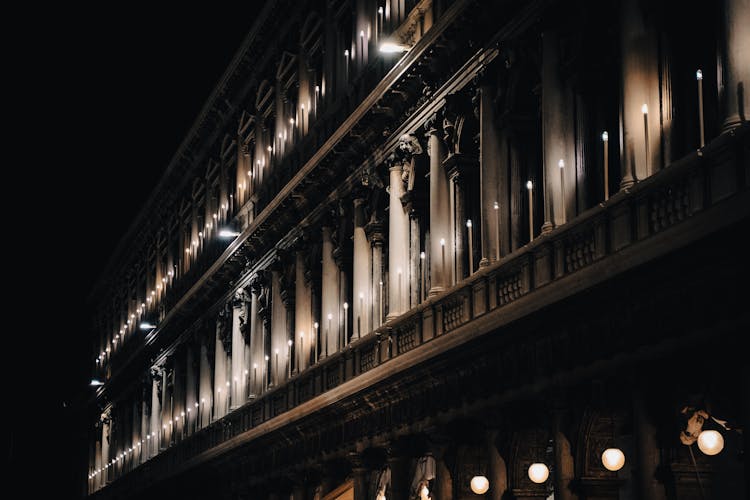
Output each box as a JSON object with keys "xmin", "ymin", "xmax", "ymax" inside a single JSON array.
[{"xmin": 12, "ymin": 4, "xmax": 265, "ymax": 497}]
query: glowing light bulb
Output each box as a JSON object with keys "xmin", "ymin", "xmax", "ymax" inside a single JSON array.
[
  {"xmin": 267, "ymin": 146, "xmax": 272, "ymax": 152},
  {"xmin": 526, "ymin": 180, "xmax": 533, "ymax": 190},
  {"xmin": 327, "ymin": 313, "xmax": 333, "ymax": 320},
  {"xmin": 420, "ymin": 252, "xmax": 425, "ymax": 259},
  {"xmin": 528, "ymin": 463, "xmax": 549, "ymax": 483},
  {"xmin": 314, "ymin": 322, "xmax": 319, "ymax": 328},
  {"xmin": 466, "ymin": 219, "xmax": 472, "ymax": 228},
  {"xmin": 696, "ymin": 69, "xmax": 703, "ymax": 81},
  {"xmin": 602, "ymin": 131, "xmax": 609, "ymax": 141},
  {"xmin": 289, "ymin": 118, "xmax": 295, "ymax": 125},
  {"xmin": 558, "ymin": 159, "xmax": 565, "ymax": 169},
  {"xmin": 344, "ymin": 49, "xmax": 349, "ymax": 57},
  {"xmin": 601, "ymin": 448, "xmax": 626, "ymax": 471},
  {"xmin": 265, "ymin": 355, "xmax": 269, "ymax": 361},
  {"xmin": 470, "ymin": 476, "xmax": 489, "ymax": 494},
  {"xmin": 253, "ymin": 363, "xmax": 258, "ymax": 369},
  {"xmin": 697, "ymin": 430, "xmax": 724, "ymax": 456},
  {"xmin": 641, "ymin": 104, "xmax": 648, "ymax": 114},
  {"xmin": 440, "ymin": 238, "xmax": 445, "ymax": 247},
  {"xmin": 344, "ymin": 302, "xmax": 349, "ymax": 309},
  {"xmin": 493, "ymin": 201, "xmax": 499, "ymax": 210}
]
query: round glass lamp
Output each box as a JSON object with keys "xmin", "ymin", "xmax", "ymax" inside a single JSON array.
[
  {"xmin": 601, "ymin": 448, "xmax": 626, "ymax": 471},
  {"xmin": 527, "ymin": 463, "xmax": 549, "ymax": 484},
  {"xmin": 470, "ymin": 475, "xmax": 489, "ymax": 494},
  {"xmin": 697, "ymin": 430, "xmax": 724, "ymax": 455}
]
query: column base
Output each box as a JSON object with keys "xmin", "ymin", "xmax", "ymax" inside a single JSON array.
[
  {"xmin": 428, "ymin": 286, "xmax": 446, "ymax": 297},
  {"xmin": 479, "ymin": 257, "xmax": 493, "ymax": 267},
  {"xmin": 541, "ymin": 221, "xmax": 554, "ymax": 234}
]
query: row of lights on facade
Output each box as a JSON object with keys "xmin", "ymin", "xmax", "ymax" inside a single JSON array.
[{"xmin": 464, "ymin": 431, "xmax": 725, "ymax": 494}]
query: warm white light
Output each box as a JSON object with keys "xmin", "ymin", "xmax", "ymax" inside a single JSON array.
[
  {"xmin": 147, "ymin": 435, "xmax": 150, "ymax": 439},
  {"xmin": 140, "ymin": 322, "xmax": 156, "ymax": 330},
  {"xmin": 198, "ymin": 232, "xmax": 203, "ymax": 239},
  {"xmin": 360, "ymin": 30, "xmax": 364, "ymax": 38},
  {"xmin": 130, "ymin": 314, "xmax": 134, "ymax": 318},
  {"xmin": 526, "ymin": 180, "xmax": 533, "ymax": 190},
  {"xmin": 163, "ymin": 425, "xmax": 167, "ymax": 429},
  {"xmin": 275, "ymin": 349, "xmax": 279, "ymax": 354},
  {"xmin": 288, "ymin": 339, "xmax": 293, "ymax": 346},
  {"xmin": 440, "ymin": 238, "xmax": 445, "ymax": 247},
  {"xmin": 641, "ymin": 104, "xmax": 648, "ymax": 114},
  {"xmin": 290, "ymin": 118, "xmax": 295, "ymax": 125},
  {"xmin": 106, "ymin": 348, "xmax": 110, "ymax": 353},
  {"xmin": 248, "ymin": 170, "xmax": 253, "ymax": 176},
  {"xmin": 379, "ymin": 42, "xmax": 409, "ymax": 53},
  {"xmin": 327, "ymin": 313, "xmax": 333, "ymax": 320},
  {"xmin": 265, "ymin": 355, "xmax": 270, "ymax": 361},
  {"xmin": 226, "ymin": 381, "xmax": 230, "ymax": 386},
  {"xmin": 195, "ymin": 402, "xmax": 199, "ymax": 407},
  {"xmin": 245, "ymin": 369, "xmax": 249, "ymax": 375},
  {"xmin": 301, "ymin": 104, "xmax": 305, "ymax": 110},
  {"xmin": 213, "ymin": 213, "xmax": 218, "ymax": 219},
  {"xmin": 696, "ymin": 69, "xmax": 703, "ymax": 81},
  {"xmin": 601, "ymin": 448, "xmax": 625, "ymax": 471},
  {"xmin": 314, "ymin": 322, "xmax": 319, "ymax": 329},
  {"xmin": 219, "ymin": 229, "xmax": 240, "ymax": 238},
  {"xmin": 466, "ymin": 219, "xmax": 472, "ymax": 228},
  {"xmin": 470, "ymin": 475, "xmax": 489, "ymax": 494},
  {"xmin": 378, "ymin": 6, "xmax": 383, "ymax": 13},
  {"xmin": 253, "ymin": 363, "xmax": 258, "ymax": 369},
  {"xmin": 359, "ymin": 292, "xmax": 364, "ymax": 299},
  {"xmin": 201, "ymin": 398, "xmax": 205, "ymax": 403},
  {"xmin": 602, "ymin": 131, "xmax": 609, "ymax": 142},
  {"xmin": 267, "ymin": 146, "xmax": 272, "ymax": 152},
  {"xmin": 420, "ymin": 485, "xmax": 429, "ymax": 498},
  {"xmin": 344, "ymin": 49, "xmax": 349, "ymax": 57},
  {"xmin": 493, "ymin": 201, "xmax": 499, "ymax": 210},
  {"xmin": 90, "ymin": 379, "xmax": 104, "ymax": 386},
  {"xmin": 697, "ymin": 430, "xmax": 724, "ymax": 455},
  {"xmin": 558, "ymin": 159, "xmax": 565, "ymax": 169},
  {"xmin": 180, "ymin": 411, "xmax": 185, "ymax": 417},
  {"xmin": 344, "ymin": 302, "xmax": 349, "ymax": 309},
  {"xmin": 315, "ymin": 85, "xmax": 320, "ymax": 92},
  {"xmin": 187, "ymin": 408, "xmax": 190, "ymax": 413},
  {"xmin": 528, "ymin": 463, "xmax": 549, "ymax": 483},
  {"xmin": 420, "ymin": 251, "xmax": 425, "ymax": 259}
]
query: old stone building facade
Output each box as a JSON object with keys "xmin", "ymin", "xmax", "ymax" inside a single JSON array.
[{"xmin": 86, "ymin": 0, "xmax": 749, "ymax": 499}]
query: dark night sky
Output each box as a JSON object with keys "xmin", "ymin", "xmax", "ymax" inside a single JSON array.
[{"xmin": 10, "ymin": 4, "xmax": 265, "ymax": 497}]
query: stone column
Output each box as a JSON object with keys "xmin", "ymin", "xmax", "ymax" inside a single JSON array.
[
  {"xmin": 367, "ymin": 220, "xmax": 385, "ymax": 329},
  {"xmin": 408, "ymin": 207, "xmax": 421, "ymax": 306},
  {"xmin": 321, "ymin": 226, "xmax": 340, "ymax": 356},
  {"xmin": 542, "ymin": 30, "xmax": 575, "ymax": 227},
  {"xmin": 436, "ymin": 449, "xmax": 453, "ymax": 500},
  {"xmin": 427, "ymin": 116, "xmax": 452, "ymax": 296},
  {"xmin": 231, "ymin": 290, "xmax": 247, "ymax": 410},
  {"xmin": 487, "ymin": 432, "xmax": 507, "ymax": 500},
  {"xmin": 388, "ymin": 451, "xmax": 410, "ymax": 500},
  {"xmin": 352, "ymin": 198, "xmax": 371, "ymax": 339},
  {"xmin": 553, "ymin": 415, "xmax": 577, "ymax": 500},
  {"xmin": 295, "ymin": 250, "xmax": 313, "ymax": 371},
  {"xmin": 271, "ymin": 270, "xmax": 289, "ymax": 385},
  {"xmin": 388, "ymin": 162, "xmax": 409, "ymax": 318},
  {"xmin": 149, "ymin": 372, "xmax": 161, "ymax": 456},
  {"xmin": 214, "ymin": 316, "xmax": 229, "ymax": 420},
  {"xmin": 101, "ymin": 418, "xmax": 110, "ymax": 485},
  {"xmin": 160, "ymin": 367, "xmax": 171, "ymax": 448},
  {"xmin": 634, "ymin": 393, "xmax": 666, "ymax": 500},
  {"xmin": 721, "ymin": 0, "xmax": 750, "ymax": 130},
  {"xmin": 185, "ymin": 344, "xmax": 197, "ymax": 434},
  {"xmin": 140, "ymin": 383, "xmax": 150, "ymax": 461},
  {"xmin": 248, "ymin": 284, "xmax": 264, "ymax": 396},
  {"xmin": 619, "ymin": 0, "xmax": 663, "ymax": 187},
  {"xmin": 351, "ymin": 454, "xmax": 369, "ymax": 500},
  {"xmin": 198, "ymin": 335, "xmax": 212, "ymax": 428},
  {"xmin": 448, "ymin": 165, "xmax": 466, "ymax": 280},
  {"xmin": 479, "ymin": 82, "xmax": 501, "ymax": 265}
]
